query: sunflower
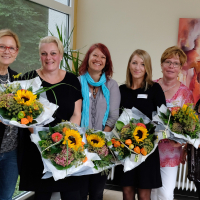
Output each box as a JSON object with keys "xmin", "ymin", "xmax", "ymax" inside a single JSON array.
[
  {"xmin": 63, "ymin": 129, "xmax": 82, "ymax": 150},
  {"xmin": 87, "ymin": 134, "xmax": 105, "ymax": 148},
  {"xmin": 14, "ymin": 89, "xmax": 37, "ymax": 106},
  {"xmin": 133, "ymin": 126, "xmax": 149, "ymax": 143}
]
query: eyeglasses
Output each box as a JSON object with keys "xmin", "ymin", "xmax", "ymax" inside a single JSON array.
[
  {"xmin": 163, "ymin": 60, "xmax": 181, "ymax": 68},
  {"xmin": 0, "ymin": 45, "xmax": 18, "ymax": 54}
]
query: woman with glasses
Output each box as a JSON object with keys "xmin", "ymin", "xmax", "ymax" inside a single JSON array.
[
  {"xmin": 0, "ymin": 29, "xmax": 21, "ymax": 200},
  {"xmin": 151, "ymin": 46, "xmax": 194, "ymax": 200}
]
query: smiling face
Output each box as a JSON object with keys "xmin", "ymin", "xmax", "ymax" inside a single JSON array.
[
  {"xmin": 40, "ymin": 42, "xmax": 62, "ymax": 72},
  {"xmin": 88, "ymin": 48, "xmax": 106, "ymax": 74},
  {"xmin": 0, "ymin": 36, "xmax": 18, "ymax": 68},
  {"xmin": 129, "ymin": 54, "xmax": 146, "ymax": 82},
  {"xmin": 161, "ymin": 55, "xmax": 181, "ymax": 80}
]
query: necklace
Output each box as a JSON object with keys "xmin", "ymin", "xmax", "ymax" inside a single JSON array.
[
  {"xmin": 161, "ymin": 79, "xmax": 177, "ymax": 93},
  {"xmin": 0, "ymin": 69, "xmax": 9, "ymax": 83},
  {"xmin": 93, "ymin": 86, "xmax": 97, "ymax": 96}
]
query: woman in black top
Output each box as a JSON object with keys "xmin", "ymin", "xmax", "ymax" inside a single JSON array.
[
  {"xmin": 19, "ymin": 36, "xmax": 82, "ymax": 200},
  {"xmin": 0, "ymin": 29, "xmax": 21, "ymax": 200},
  {"xmin": 120, "ymin": 49, "xmax": 166, "ymax": 200}
]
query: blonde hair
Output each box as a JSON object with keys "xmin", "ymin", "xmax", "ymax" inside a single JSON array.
[
  {"xmin": 125, "ymin": 49, "xmax": 154, "ymax": 90},
  {"xmin": 39, "ymin": 36, "xmax": 64, "ymax": 56},
  {"xmin": 161, "ymin": 46, "xmax": 187, "ymax": 66},
  {"xmin": 0, "ymin": 29, "xmax": 20, "ymax": 49}
]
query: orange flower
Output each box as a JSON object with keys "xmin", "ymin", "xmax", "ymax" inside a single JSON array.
[
  {"xmin": 83, "ymin": 157, "xmax": 88, "ymax": 163},
  {"xmin": 114, "ymin": 141, "xmax": 120, "ymax": 148},
  {"xmin": 27, "ymin": 115, "xmax": 33, "ymax": 123},
  {"xmin": 111, "ymin": 138, "xmax": 116, "ymax": 144},
  {"xmin": 21, "ymin": 118, "xmax": 29, "ymax": 125},
  {"xmin": 125, "ymin": 139, "xmax": 132, "ymax": 146},
  {"xmin": 141, "ymin": 148, "xmax": 147, "ymax": 156},
  {"xmin": 33, "ymin": 104, "xmax": 39, "ymax": 110},
  {"xmin": 85, "ymin": 134, "xmax": 88, "ymax": 138},
  {"xmin": 62, "ymin": 127, "xmax": 68, "ymax": 133},
  {"xmin": 171, "ymin": 107, "xmax": 180, "ymax": 116},
  {"xmin": 134, "ymin": 146, "xmax": 141, "ymax": 154}
]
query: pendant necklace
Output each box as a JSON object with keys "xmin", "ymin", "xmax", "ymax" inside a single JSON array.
[
  {"xmin": 0, "ymin": 69, "xmax": 9, "ymax": 83},
  {"xmin": 161, "ymin": 79, "xmax": 177, "ymax": 93},
  {"xmin": 93, "ymin": 86, "xmax": 97, "ymax": 96}
]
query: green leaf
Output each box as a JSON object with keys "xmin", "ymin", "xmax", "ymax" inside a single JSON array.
[
  {"xmin": 38, "ymin": 131, "xmax": 50, "ymax": 140},
  {"xmin": 49, "ymin": 125, "xmax": 54, "ymax": 134},
  {"xmin": 116, "ymin": 121, "xmax": 125, "ymax": 131}
]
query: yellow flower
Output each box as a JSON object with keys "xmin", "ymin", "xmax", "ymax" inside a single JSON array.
[
  {"xmin": 133, "ymin": 126, "xmax": 149, "ymax": 143},
  {"xmin": 86, "ymin": 134, "xmax": 105, "ymax": 148},
  {"xmin": 62, "ymin": 129, "xmax": 82, "ymax": 150},
  {"xmin": 14, "ymin": 90, "xmax": 37, "ymax": 106},
  {"xmin": 182, "ymin": 104, "xmax": 188, "ymax": 111},
  {"xmin": 13, "ymin": 73, "xmax": 22, "ymax": 79}
]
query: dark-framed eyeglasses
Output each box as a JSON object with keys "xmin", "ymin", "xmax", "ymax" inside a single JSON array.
[
  {"xmin": 163, "ymin": 60, "xmax": 181, "ymax": 68},
  {"xmin": 0, "ymin": 45, "xmax": 18, "ymax": 54}
]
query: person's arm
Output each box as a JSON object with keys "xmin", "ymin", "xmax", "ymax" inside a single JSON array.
[
  {"xmin": 70, "ymin": 99, "xmax": 82, "ymax": 126},
  {"xmin": 104, "ymin": 80, "xmax": 121, "ymax": 131}
]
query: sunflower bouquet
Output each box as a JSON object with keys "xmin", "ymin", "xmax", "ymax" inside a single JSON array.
[
  {"xmin": 85, "ymin": 129, "xmax": 115, "ymax": 173},
  {"xmin": 110, "ymin": 107, "xmax": 159, "ymax": 172},
  {"xmin": 154, "ymin": 104, "xmax": 200, "ymax": 148},
  {"xmin": 31, "ymin": 122, "xmax": 91, "ymax": 180},
  {"xmin": 0, "ymin": 77, "xmax": 58, "ymax": 127}
]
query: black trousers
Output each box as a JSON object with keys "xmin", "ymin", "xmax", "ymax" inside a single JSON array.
[
  {"xmin": 195, "ymin": 182, "xmax": 200, "ymax": 200},
  {"xmin": 34, "ymin": 191, "xmax": 81, "ymax": 200},
  {"xmin": 80, "ymin": 173, "xmax": 107, "ymax": 200}
]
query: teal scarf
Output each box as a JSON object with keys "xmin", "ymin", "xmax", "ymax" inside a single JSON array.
[{"xmin": 80, "ymin": 72, "xmax": 110, "ymax": 128}]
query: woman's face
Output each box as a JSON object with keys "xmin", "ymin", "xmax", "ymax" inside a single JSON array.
[
  {"xmin": 88, "ymin": 48, "xmax": 106, "ymax": 74},
  {"xmin": 129, "ymin": 54, "xmax": 146, "ymax": 81},
  {"xmin": 0, "ymin": 36, "xmax": 18, "ymax": 68},
  {"xmin": 40, "ymin": 42, "xmax": 62, "ymax": 72},
  {"xmin": 161, "ymin": 56, "xmax": 181, "ymax": 80}
]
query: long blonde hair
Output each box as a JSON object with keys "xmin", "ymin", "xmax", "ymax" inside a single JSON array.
[{"xmin": 125, "ymin": 49, "xmax": 153, "ymax": 90}]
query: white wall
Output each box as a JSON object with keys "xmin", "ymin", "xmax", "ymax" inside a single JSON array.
[{"xmin": 76, "ymin": 0, "xmax": 200, "ymax": 85}]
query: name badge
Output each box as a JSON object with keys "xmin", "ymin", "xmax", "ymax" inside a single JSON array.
[
  {"xmin": 89, "ymin": 92, "xmax": 92, "ymax": 97},
  {"xmin": 137, "ymin": 94, "xmax": 148, "ymax": 99},
  {"xmin": 167, "ymin": 103, "xmax": 174, "ymax": 108}
]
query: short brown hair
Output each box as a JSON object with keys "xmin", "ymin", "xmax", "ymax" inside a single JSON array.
[
  {"xmin": 125, "ymin": 49, "xmax": 153, "ymax": 90},
  {"xmin": 161, "ymin": 46, "xmax": 187, "ymax": 66},
  {"xmin": 0, "ymin": 29, "xmax": 20, "ymax": 49},
  {"xmin": 39, "ymin": 36, "xmax": 64, "ymax": 56}
]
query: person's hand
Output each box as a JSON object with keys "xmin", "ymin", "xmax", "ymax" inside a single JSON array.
[{"xmin": 168, "ymin": 139, "xmax": 183, "ymax": 147}]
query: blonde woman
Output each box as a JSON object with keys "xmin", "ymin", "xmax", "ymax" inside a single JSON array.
[
  {"xmin": 19, "ymin": 36, "xmax": 82, "ymax": 200},
  {"xmin": 120, "ymin": 49, "xmax": 166, "ymax": 200},
  {"xmin": 0, "ymin": 29, "xmax": 20, "ymax": 200}
]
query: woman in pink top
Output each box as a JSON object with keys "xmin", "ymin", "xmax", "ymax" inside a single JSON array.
[{"xmin": 151, "ymin": 46, "xmax": 194, "ymax": 200}]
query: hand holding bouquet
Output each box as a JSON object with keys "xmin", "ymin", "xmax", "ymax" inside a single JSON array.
[
  {"xmin": 0, "ymin": 77, "xmax": 58, "ymax": 127},
  {"xmin": 110, "ymin": 107, "xmax": 159, "ymax": 172},
  {"xmin": 111, "ymin": 118, "xmax": 157, "ymax": 160},
  {"xmin": 154, "ymin": 104, "xmax": 200, "ymax": 148}
]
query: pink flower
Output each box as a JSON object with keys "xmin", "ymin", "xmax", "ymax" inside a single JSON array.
[
  {"xmin": 97, "ymin": 145, "xmax": 109, "ymax": 156},
  {"xmin": 52, "ymin": 132, "xmax": 63, "ymax": 142}
]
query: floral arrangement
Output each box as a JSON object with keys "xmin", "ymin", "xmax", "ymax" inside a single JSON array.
[
  {"xmin": 0, "ymin": 77, "xmax": 58, "ymax": 127},
  {"xmin": 38, "ymin": 122, "xmax": 87, "ymax": 170},
  {"xmin": 159, "ymin": 104, "xmax": 200, "ymax": 139},
  {"xmin": 111, "ymin": 118, "xmax": 157, "ymax": 160},
  {"xmin": 85, "ymin": 129, "xmax": 114, "ymax": 172},
  {"xmin": 0, "ymin": 82, "xmax": 43, "ymax": 125}
]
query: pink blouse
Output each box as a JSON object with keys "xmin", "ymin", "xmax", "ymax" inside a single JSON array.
[{"xmin": 155, "ymin": 79, "xmax": 194, "ymax": 167}]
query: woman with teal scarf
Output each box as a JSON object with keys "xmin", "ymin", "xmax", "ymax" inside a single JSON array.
[{"xmin": 79, "ymin": 43, "xmax": 120, "ymax": 200}]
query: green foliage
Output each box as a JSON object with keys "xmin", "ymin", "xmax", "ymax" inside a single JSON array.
[{"xmin": 116, "ymin": 121, "xmax": 125, "ymax": 132}]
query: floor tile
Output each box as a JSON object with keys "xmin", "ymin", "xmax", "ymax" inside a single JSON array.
[{"xmin": 103, "ymin": 190, "xmax": 123, "ymax": 200}]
